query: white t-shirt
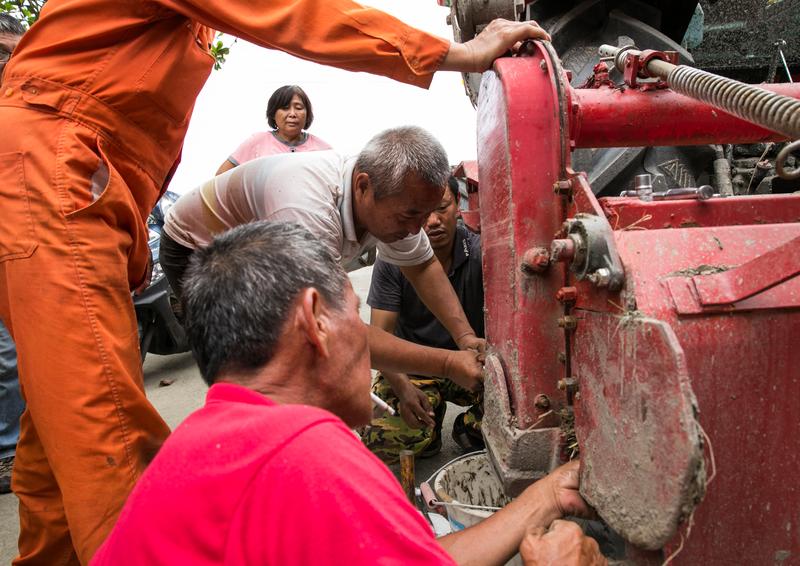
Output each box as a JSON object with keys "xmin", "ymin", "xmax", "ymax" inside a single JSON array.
[{"xmin": 164, "ymin": 151, "xmax": 433, "ymax": 268}]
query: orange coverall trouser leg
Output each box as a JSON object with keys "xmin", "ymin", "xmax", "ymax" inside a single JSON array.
[{"xmin": 0, "ymin": 107, "xmax": 170, "ymax": 565}]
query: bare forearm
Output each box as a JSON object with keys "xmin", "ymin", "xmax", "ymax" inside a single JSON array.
[
  {"xmin": 438, "ymin": 491, "xmax": 559, "ymax": 566},
  {"xmin": 368, "ymin": 325, "xmax": 447, "ymax": 377},
  {"xmin": 380, "ymin": 370, "xmax": 413, "ymax": 396},
  {"xmin": 439, "ymin": 20, "xmax": 552, "ymax": 73}
]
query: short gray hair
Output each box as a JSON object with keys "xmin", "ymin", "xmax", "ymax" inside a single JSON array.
[
  {"xmin": 355, "ymin": 126, "xmax": 450, "ymax": 200},
  {"xmin": 0, "ymin": 14, "xmax": 25, "ymax": 36},
  {"xmin": 182, "ymin": 221, "xmax": 349, "ymax": 385}
]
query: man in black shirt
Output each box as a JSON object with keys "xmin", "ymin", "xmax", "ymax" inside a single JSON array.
[{"xmin": 364, "ymin": 177, "xmax": 484, "ymax": 463}]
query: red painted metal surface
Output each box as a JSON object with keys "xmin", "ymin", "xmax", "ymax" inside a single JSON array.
[
  {"xmin": 692, "ymin": 235, "xmax": 800, "ymax": 306},
  {"xmin": 611, "ymin": 225, "xmax": 800, "ymax": 563},
  {"xmin": 601, "ymin": 193, "xmax": 800, "ymax": 230},
  {"xmin": 478, "ymin": 53, "xmax": 566, "ymax": 430},
  {"xmin": 573, "ymin": 312, "xmax": 704, "ymax": 551},
  {"xmin": 570, "ymin": 83, "xmax": 800, "ymax": 148},
  {"xmin": 478, "ymin": 46, "xmax": 800, "ymax": 563}
]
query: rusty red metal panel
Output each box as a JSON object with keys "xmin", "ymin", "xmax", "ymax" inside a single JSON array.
[
  {"xmin": 573, "ymin": 312, "xmax": 704, "ymax": 551},
  {"xmin": 610, "ymin": 224, "xmax": 800, "ymax": 563},
  {"xmin": 571, "ymin": 83, "xmax": 800, "ymax": 148},
  {"xmin": 477, "ymin": 49, "xmax": 573, "ymax": 494},
  {"xmin": 476, "ymin": 41, "xmax": 800, "ymax": 563},
  {"xmin": 692, "ymin": 235, "xmax": 800, "ymax": 305},
  {"xmin": 478, "ymin": 52, "xmax": 566, "ymax": 428},
  {"xmin": 600, "ymin": 194, "xmax": 800, "ymax": 230}
]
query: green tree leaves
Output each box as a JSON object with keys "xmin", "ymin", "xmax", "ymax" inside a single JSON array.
[{"xmin": 1, "ymin": 0, "xmax": 45, "ymax": 27}]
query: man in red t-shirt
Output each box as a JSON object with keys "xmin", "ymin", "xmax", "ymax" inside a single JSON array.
[{"xmin": 92, "ymin": 221, "xmax": 605, "ymax": 566}]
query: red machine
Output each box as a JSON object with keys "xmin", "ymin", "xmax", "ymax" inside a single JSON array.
[{"xmin": 473, "ymin": 41, "xmax": 800, "ymax": 563}]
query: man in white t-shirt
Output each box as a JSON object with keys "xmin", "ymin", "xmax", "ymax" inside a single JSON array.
[{"xmin": 162, "ymin": 126, "xmax": 485, "ymax": 390}]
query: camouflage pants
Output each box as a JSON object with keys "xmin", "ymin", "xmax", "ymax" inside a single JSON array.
[{"xmin": 362, "ymin": 373, "xmax": 483, "ymax": 464}]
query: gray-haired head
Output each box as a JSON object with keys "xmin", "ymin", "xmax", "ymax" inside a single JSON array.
[
  {"xmin": 0, "ymin": 14, "xmax": 25, "ymax": 36},
  {"xmin": 355, "ymin": 126, "xmax": 450, "ymax": 200},
  {"xmin": 182, "ymin": 221, "xmax": 349, "ymax": 386}
]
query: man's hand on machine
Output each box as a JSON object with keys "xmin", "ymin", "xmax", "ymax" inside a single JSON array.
[
  {"xmin": 539, "ymin": 459, "xmax": 593, "ymax": 519},
  {"xmin": 520, "ymin": 521, "xmax": 607, "ymax": 566},
  {"xmin": 455, "ymin": 332, "xmax": 487, "ymax": 355},
  {"xmin": 442, "ymin": 348, "xmax": 484, "ymax": 392},
  {"xmin": 441, "ymin": 19, "xmax": 552, "ymax": 73},
  {"xmin": 515, "ymin": 460, "xmax": 605, "ymax": 565}
]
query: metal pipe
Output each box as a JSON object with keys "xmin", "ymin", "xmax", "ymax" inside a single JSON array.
[
  {"xmin": 570, "ymin": 84, "xmax": 800, "ymax": 148},
  {"xmin": 711, "ymin": 144, "xmax": 734, "ymax": 196},
  {"xmin": 651, "ymin": 185, "xmax": 714, "ymax": 201},
  {"xmin": 599, "ymin": 44, "xmax": 800, "ymax": 140}
]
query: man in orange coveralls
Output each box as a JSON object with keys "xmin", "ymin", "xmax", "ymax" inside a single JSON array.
[{"xmin": 0, "ymin": 1, "xmax": 550, "ymax": 563}]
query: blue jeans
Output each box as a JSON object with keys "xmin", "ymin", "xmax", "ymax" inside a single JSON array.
[{"xmin": 0, "ymin": 320, "xmax": 23, "ymax": 459}]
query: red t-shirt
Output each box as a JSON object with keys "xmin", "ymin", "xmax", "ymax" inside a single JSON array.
[{"xmin": 92, "ymin": 382, "xmax": 455, "ymax": 565}]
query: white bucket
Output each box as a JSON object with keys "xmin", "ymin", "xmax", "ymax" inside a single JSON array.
[{"xmin": 429, "ymin": 450, "xmax": 522, "ymax": 565}]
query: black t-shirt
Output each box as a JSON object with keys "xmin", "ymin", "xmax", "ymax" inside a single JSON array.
[{"xmin": 367, "ymin": 225, "xmax": 484, "ymax": 351}]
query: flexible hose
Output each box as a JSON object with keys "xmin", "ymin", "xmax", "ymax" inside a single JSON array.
[
  {"xmin": 665, "ymin": 65, "xmax": 800, "ymax": 140},
  {"xmin": 600, "ymin": 44, "xmax": 800, "ymax": 140}
]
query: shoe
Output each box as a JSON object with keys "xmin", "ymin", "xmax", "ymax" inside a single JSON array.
[
  {"xmin": 0, "ymin": 455, "xmax": 13, "ymax": 495},
  {"xmin": 451, "ymin": 413, "xmax": 485, "ymax": 453}
]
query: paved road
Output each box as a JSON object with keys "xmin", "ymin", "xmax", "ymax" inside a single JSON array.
[{"xmin": 0, "ymin": 266, "xmax": 467, "ymax": 562}]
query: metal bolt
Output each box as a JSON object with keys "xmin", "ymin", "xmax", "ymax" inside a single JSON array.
[
  {"xmin": 550, "ymin": 239, "xmax": 576, "ymax": 263},
  {"xmin": 558, "ymin": 377, "xmax": 577, "ymax": 391},
  {"xmin": 556, "ymin": 286, "xmax": 578, "ymax": 303},
  {"xmin": 534, "ymin": 395, "xmax": 551, "ymax": 410},
  {"xmin": 540, "ymin": 59, "xmax": 547, "ymax": 71},
  {"xmin": 520, "ymin": 247, "xmax": 550, "ymax": 274},
  {"xmin": 587, "ymin": 268, "xmax": 611, "ymax": 287},
  {"xmin": 557, "ymin": 352, "xmax": 566, "ymax": 364},
  {"xmin": 553, "ymin": 179, "xmax": 572, "ymax": 196},
  {"xmin": 557, "ymin": 316, "xmax": 577, "ymax": 330}
]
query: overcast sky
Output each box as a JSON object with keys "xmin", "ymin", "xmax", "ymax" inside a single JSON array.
[{"xmin": 169, "ymin": 0, "xmax": 478, "ymax": 194}]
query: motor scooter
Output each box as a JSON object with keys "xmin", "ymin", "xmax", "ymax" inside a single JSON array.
[{"xmin": 134, "ymin": 190, "xmax": 188, "ymax": 361}]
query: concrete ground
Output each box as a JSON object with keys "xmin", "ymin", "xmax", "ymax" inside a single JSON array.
[{"xmin": 0, "ymin": 266, "xmax": 467, "ymax": 562}]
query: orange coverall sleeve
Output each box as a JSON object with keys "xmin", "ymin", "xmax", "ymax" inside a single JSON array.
[{"xmin": 156, "ymin": 0, "xmax": 451, "ymax": 89}]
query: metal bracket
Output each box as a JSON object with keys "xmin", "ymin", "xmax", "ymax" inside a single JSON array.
[
  {"xmin": 622, "ymin": 49, "xmax": 678, "ymax": 89},
  {"xmin": 666, "ymin": 235, "xmax": 800, "ymax": 314},
  {"xmin": 561, "ymin": 214, "xmax": 625, "ymax": 290}
]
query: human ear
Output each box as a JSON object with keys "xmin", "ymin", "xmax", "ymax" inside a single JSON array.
[
  {"xmin": 299, "ymin": 288, "xmax": 331, "ymax": 358},
  {"xmin": 353, "ymin": 172, "xmax": 372, "ymax": 200}
]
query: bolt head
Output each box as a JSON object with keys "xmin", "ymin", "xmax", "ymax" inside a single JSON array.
[
  {"xmin": 521, "ymin": 247, "xmax": 551, "ymax": 274},
  {"xmin": 553, "ymin": 179, "xmax": 573, "ymax": 195},
  {"xmin": 588, "ymin": 268, "xmax": 612, "ymax": 287},
  {"xmin": 556, "ymin": 286, "xmax": 578, "ymax": 303},
  {"xmin": 557, "ymin": 316, "xmax": 578, "ymax": 330}
]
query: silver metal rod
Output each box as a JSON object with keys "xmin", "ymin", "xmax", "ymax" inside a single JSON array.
[{"xmin": 779, "ymin": 48, "xmax": 794, "ymax": 84}]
